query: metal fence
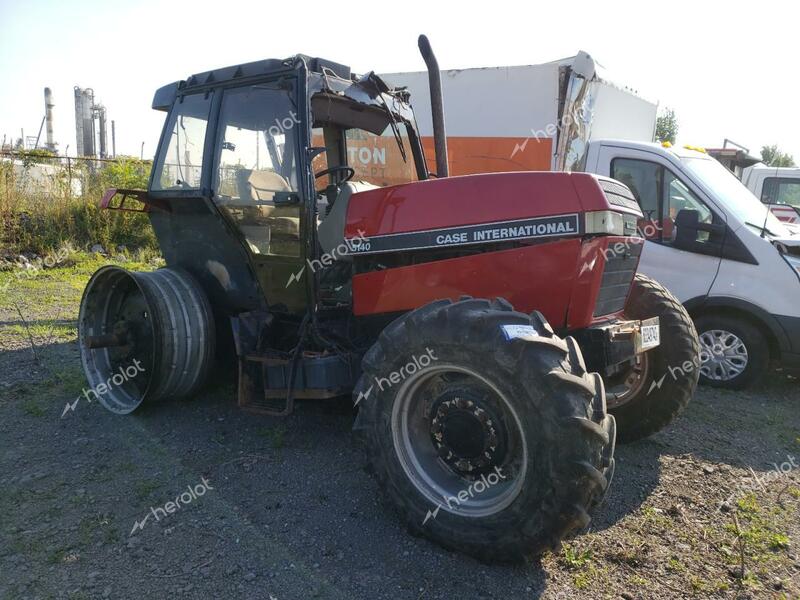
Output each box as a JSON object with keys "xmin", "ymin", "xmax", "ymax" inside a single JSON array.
[{"xmin": 0, "ymin": 151, "xmax": 151, "ymax": 200}]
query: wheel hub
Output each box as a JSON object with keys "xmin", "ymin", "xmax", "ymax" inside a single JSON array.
[
  {"xmin": 605, "ymin": 353, "xmax": 650, "ymax": 409},
  {"xmin": 699, "ymin": 329, "xmax": 748, "ymax": 381},
  {"xmin": 429, "ymin": 392, "xmax": 507, "ymax": 476}
]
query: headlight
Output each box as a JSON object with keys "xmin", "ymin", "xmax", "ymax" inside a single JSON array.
[
  {"xmin": 585, "ymin": 211, "xmax": 639, "ymax": 236},
  {"xmin": 783, "ymin": 253, "xmax": 800, "ymax": 281}
]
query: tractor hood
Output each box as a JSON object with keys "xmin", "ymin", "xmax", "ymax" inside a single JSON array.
[{"xmin": 343, "ymin": 172, "xmax": 641, "ymax": 256}]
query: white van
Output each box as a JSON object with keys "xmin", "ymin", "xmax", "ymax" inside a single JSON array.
[
  {"xmin": 585, "ymin": 141, "xmax": 800, "ymax": 388},
  {"xmin": 742, "ymin": 165, "xmax": 800, "ymax": 225}
]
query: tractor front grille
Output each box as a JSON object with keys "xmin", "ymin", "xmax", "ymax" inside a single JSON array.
[
  {"xmin": 593, "ymin": 240, "xmax": 642, "ymax": 317},
  {"xmin": 598, "ymin": 179, "xmax": 641, "ymax": 213}
]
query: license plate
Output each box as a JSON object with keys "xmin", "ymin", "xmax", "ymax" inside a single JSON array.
[{"xmin": 640, "ymin": 317, "xmax": 660, "ymax": 351}]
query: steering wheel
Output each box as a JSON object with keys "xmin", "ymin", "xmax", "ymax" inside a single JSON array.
[{"xmin": 315, "ymin": 165, "xmax": 355, "ymax": 182}]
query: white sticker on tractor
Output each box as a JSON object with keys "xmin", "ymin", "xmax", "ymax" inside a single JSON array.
[{"xmin": 501, "ymin": 324, "xmax": 539, "ymax": 341}]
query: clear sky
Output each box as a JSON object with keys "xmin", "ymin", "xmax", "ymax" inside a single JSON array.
[{"xmin": 1, "ymin": 0, "xmax": 797, "ymax": 162}]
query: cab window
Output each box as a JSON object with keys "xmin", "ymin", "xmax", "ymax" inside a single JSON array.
[
  {"xmin": 213, "ymin": 84, "xmax": 301, "ymax": 257},
  {"xmin": 663, "ymin": 169, "xmax": 713, "ymax": 241},
  {"xmin": 611, "ymin": 158, "xmax": 712, "ymax": 243},
  {"xmin": 152, "ymin": 93, "xmax": 212, "ymax": 191},
  {"xmin": 762, "ymin": 177, "xmax": 800, "ymax": 208},
  {"xmin": 344, "ymin": 126, "xmax": 417, "ymax": 187}
]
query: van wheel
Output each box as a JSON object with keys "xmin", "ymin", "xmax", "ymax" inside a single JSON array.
[
  {"xmin": 353, "ymin": 298, "xmax": 615, "ymax": 563},
  {"xmin": 606, "ymin": 274, "xmax": 698, "ymax": 443},
  {"xmin": 694, "ymin": 316, "xmax": 769, "ymax": 390}
]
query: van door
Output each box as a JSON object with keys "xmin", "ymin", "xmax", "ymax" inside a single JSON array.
[{"xmin": 593, "ymin": 145, "xmax": 725, "ymax": 302}]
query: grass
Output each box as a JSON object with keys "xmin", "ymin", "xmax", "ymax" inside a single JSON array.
[
  {"xmin": 1, "ymin": 155, "xmax": 157, "ymax": 256},
  {"xmin": 0, "ymin": 251, "xmax": 159, "ymax": 418},
  {"xmin": 134, "ymin": 479, "xmax": 162, "ymax": 502},
  {"xmin": 717, "ymin": 493, "xmax": 797, "ymax": 594},
  {"xmin": 20, "ymin": 398, "xmax": 46, "ymax": 417},
  {"xmin": 0, "ymin": 249, "xmax": 160, "ymax": 317},
  {"xmin": 257, "ymin": 424, "xmax": 287, "ymax": 449},
  {"xmin": 560, "ymin": 543, "xmax": 593, "ymax": 569}
]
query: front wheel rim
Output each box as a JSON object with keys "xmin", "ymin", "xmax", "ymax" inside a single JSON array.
[
  {"xmin": 391, "ymin": 364, "xmax": 528, "ymax": 518},
  {"xmin": 699, "ymin": 329, "xmax": 748, "ymax": 381},
  {"xmin": 605, "ymin": 352, "xmax": 651, "ymax": 409}
]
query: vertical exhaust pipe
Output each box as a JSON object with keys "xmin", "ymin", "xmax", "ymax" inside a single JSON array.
[{"xmin": 417, "ymin": 34, "xmax": 449, "ymax": 177}]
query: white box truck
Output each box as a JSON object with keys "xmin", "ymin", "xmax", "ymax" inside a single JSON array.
[
  {"xmin": 742, "ymin": 165, "xmax": 800, "ymax": 225},
  {"xmin": 383, "ymin": 52, "xmax": 658, "ymax": 175},
  {"xmin": 386, "ymin": 53, "xmax": 800, "ymax": 389}
]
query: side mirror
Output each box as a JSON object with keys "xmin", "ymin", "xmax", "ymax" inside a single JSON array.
[
  {"xmin": 674, "ymin": 209, "xmax": 725, "ymax": 253},
  {"xmin": 674, "ymin": 207, "xmax": 699, "ymax": 233}
]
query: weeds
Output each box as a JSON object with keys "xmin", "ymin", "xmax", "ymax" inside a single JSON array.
[
  {"xmin": 1, "ymin": 153, "xmax": 157, "ymax": 256},
  {"xmin": 258, "ymin": 425, "xmax": 287, "ymax": 449},
  {"xmin": 21, "ymin": 398, "xmax": 46, "ymax": 417}
]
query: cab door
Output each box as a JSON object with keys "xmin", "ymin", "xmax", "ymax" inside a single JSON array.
[
  {"xmin": 592, "ymin": 144, "xmax": 724, "ymax": 303},
  {"xmin": 211, "ymin": 82, "xmax": 307, "ymax": 313}
]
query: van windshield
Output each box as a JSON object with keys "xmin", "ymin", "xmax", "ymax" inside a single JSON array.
[{"xmin": 682, "ymin": 156, "xmax": 792, "ymax": 237}]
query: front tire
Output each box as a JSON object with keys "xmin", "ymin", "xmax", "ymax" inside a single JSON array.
[
  {"xmin": 606, "ymin": 274, "xmax": 698, "ymax": 443},
  {"xmin": 694, "ymin": 315, "xmax": 769, "ymax": 390},
  {"xmin": 354, "ymin": 298, "xmax": 615, "ymax": 563}
]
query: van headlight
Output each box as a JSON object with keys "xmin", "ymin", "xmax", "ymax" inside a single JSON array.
[{"xmin": 784, "ymin": 254, "xmax": 800, "ymax": 281}]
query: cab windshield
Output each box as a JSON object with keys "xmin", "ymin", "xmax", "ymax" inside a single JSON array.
[
  {"xmin": 310, "ymin": 92, "xmax": 421, "ymax": 189},
  {"xmin": 682, "ymin": 156, "xmax": 792, "ymax": 237}
]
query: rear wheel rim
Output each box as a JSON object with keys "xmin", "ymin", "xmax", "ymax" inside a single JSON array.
[
  {"xmin": 79, "ymin": 267, "xmax": 154, "ymax": 413},
  {"xmin": 699, "ymin": 329, "xmax": 748, "ymax": 381},
  {"xmin": 391, "ymin": 364, "xmax": 527, "ymax": 518}
]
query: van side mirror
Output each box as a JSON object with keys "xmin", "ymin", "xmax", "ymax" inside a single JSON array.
[{"xmin": 674, "ymin": 209, "xmax": 725, "ymax": 253}]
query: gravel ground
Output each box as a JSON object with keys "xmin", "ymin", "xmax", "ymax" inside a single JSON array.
[{"xmin": 1, "ymin": 256, "xmax": 799, "ymax": 600}]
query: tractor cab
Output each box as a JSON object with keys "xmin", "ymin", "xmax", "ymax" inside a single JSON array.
[{"xmin": 145, "ymin": 56, "xmax": 427, "ymax": 315}]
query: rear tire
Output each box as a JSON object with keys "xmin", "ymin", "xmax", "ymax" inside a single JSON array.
[
  {"xmin": 79, "ymin": 266, "xmax": 215, "ymax": 414},
  {"xmin": 694, "ymin": 315, "xmax": 769, "ymax": 390},
  {"xmin": 606, "ymin": 274, "xmax": 698, "ymax": 443},
  {"xmin": 354, "ymin": 298, "xmax": 615, "ymax": 562}
]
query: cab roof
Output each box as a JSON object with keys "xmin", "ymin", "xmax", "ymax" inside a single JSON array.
[
  {"xmin": 152, "ymin": 55, "xmax": 352, "ymax": 111},
  {"xmin": 592, "ymin": 139, "xmax": 712, "ymax": 160}
]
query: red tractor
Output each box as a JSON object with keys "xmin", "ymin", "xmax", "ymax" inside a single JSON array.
[{"xmin": 79, "ymin": 37, "xmax": 698, "ymax": 561}]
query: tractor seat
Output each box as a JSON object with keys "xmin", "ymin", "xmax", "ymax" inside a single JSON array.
[
  {"xmin": 237, "ymin": 169, "xmax": 292, "ymax": 199},
  {"xmin": 317, "ymin": 181, "xmax": 377, "ymax": 260},
  {"xmin": 233, "ymin": 169, "xmax": 300, "ymax": 256}
]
